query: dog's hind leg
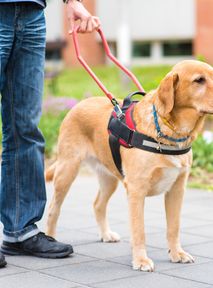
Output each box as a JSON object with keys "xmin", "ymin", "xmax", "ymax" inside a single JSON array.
[
  {"xmin": 93, "ymin": 170, "xmax": 120, "ymax": 242},
  {"xmin": 46, "ymin": 157, "xmax": 81, "ymax": 237}
]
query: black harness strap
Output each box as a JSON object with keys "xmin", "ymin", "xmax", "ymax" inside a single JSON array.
[
  {"xmin": 130, "ymin": 131, "xmax": 191, "ymax": 155},
  {"xmin": 108, "ymin": 116, "xmax": 133, "ymax": 144},
  {"xmin": 109, "ymin": 134, "xmax": 124, "ymax": 176}
]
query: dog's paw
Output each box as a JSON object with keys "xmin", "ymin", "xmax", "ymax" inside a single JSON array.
[
  {"xmin": 102, "ymin": 231, "xmax": 120, "ymax": 243},
  {"xmin": 132, "ymin": 257, "xmax": 154, "ymax": 272},
  {"xmin": 169, "ymin": 249, "xmax": 195, "ymax": 263}
]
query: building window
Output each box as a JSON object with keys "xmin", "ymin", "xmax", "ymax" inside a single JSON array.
[
  {"xmin": 46, "ymin": 49, "xmax": 61, "ymax": 61},
  {"xmin": 163, "ymin": 41, "xmax": 193, "ymax": 56},
  {"xmin": 108, "ymin": 42, "xmax": 117, "ymax": 57},
  {"xmin": 132, "ymin": 42, "xmax": 151, "ymax": 57},
  {"xmin": 45, "ymin": 40, "xmax": 66, "ymax": 61}
]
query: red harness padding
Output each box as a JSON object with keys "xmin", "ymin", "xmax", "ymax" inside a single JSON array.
[{"xmin": 125, "ymin": 102, "xmax": 136, "ymax": 131}]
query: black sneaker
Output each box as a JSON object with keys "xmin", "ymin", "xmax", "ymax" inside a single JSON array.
[
  {"xmin": 0, "ymin": 251, "xmax": 7, "ymax": 268},
  {"xmin": 1, "ymin": 232, "xmax": 73, "ymax": 259}
]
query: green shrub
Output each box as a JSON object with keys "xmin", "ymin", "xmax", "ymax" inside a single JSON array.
[
  {"xmin": 39, "ymin": 111, "xmax": 67, "ymax": 157},
  {"xmin": 192, "ymin": 136, "xmax": 213, "ymax": 173}
]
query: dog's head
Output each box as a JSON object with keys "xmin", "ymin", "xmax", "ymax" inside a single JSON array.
[{"xmin": 155, "ymin": 60, "xmax": 213, "ymax": 117}]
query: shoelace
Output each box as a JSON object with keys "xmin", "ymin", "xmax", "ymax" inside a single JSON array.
[{"xmin": 34, "ymin": 232, "xmax": 56, "ymax": 242}]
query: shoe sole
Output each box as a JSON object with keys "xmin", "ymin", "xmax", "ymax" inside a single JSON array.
[{"xmin": 1, "ymin": 246, "xmax": 73, "ymax": 259}]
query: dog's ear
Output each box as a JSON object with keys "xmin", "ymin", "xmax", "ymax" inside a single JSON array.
[{"xmin": 156, "ymin": 72, "xmax": 179, "ymax": 117}]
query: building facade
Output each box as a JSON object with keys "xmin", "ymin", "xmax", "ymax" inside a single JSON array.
[
  {"xmin": 194, "ymin": 0, "xmax": 213, "ymax": 64},
  {"xmin": 45, "ymin": 0, "xmax": 213, "ymax": 66}
]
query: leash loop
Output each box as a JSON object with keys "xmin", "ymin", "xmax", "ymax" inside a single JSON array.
[{"xmin": 72, "ymin": 27, "xmax": 145, "ymax": 117}]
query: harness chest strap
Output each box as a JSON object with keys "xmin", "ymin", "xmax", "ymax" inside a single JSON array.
[{"xmin": 108, "ymin": 115, "xmax": 191, "ymax": 154}]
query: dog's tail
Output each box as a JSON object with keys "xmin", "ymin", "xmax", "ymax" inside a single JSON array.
[{"xmin": 45, "ymin": 161, "xmax": 57, "ymax": 182}]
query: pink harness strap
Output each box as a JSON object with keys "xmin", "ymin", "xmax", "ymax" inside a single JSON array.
[{"xmin": 125, "ymin": 103, "xmax": 136, "ymax": 131}]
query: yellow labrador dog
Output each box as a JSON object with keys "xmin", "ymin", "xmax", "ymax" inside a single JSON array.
[{"xmin": 45, "ymin": 60, "xmax": 213, "ymax": 272}]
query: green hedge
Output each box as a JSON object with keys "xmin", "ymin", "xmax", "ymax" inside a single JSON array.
[{"xmin": 192, "ymin": 136, "xmax": 213, "ymax": 173}]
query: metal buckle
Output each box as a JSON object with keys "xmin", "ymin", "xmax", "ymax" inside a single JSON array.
[
  {"xmin": 156, "ymin": 143, "xmax": 162, "ymax": 152},
  {"xmin": 114, "ymin": 104, "xmax": 124, "ymax": 119},
  {"xmin": 156, "ymin": 133, "xmax": 163, "ymax": 152}
]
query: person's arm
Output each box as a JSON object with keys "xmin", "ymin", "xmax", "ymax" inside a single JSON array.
[{"xmin": 64, "ymin": 0, "xmax": 100, "ymax": 34}]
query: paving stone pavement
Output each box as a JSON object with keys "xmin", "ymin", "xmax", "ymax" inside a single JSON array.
[{"xmin": 0, "ymin": 174, "xmax": 213, "ymax": 288}]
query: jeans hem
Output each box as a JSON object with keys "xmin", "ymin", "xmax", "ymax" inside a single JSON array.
[{"xmin": 3, "ymin": 226, "xmax": 40, "ymax": 243}]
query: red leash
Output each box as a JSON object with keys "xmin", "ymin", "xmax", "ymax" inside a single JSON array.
[{"xmin": 72, "ymin": 27, "xmax": 145, "ymax": 114}]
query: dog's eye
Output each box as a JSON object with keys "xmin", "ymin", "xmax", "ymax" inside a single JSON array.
[{"xmin": 193, "ymin": 76, "xmax": 206, "ymax": 84}]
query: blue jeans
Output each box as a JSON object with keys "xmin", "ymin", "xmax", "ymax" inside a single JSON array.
[{"xmin": 0, "ymin": 3, "xmax": 46, "ymax": 242}]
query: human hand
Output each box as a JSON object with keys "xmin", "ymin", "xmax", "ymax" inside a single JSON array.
[{"xmin": 66, "ymin": 0, "xmax": 100, "ymax": 34}]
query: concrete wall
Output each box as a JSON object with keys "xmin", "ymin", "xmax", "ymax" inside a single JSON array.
[
  {"xmin": 44, "ymin": 0, "xmax": 213, "ymax": 66},
  {"xmin": 45, "ymin": 0, "xmax": 63, "ymax": 42},
  {"xmin": 97, "ymin": 0, "xmax": 195, "ymax": 41}
]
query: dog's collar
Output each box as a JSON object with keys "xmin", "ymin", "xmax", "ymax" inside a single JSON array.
[{"xmin": 152, "ymin": 105, "xmax": 190, "ymax": 143}]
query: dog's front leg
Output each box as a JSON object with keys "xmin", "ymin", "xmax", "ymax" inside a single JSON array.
[
  {"xmin": 127, "ymin": 186, "xmax": 154, "ymax": 272},
  {"xmin": 165, "ymin": 171, "xmax": 194, "ymax": 263}
]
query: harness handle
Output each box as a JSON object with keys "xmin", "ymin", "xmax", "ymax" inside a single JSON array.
[{"xmin": 72, "ymin": 27, "xmax": 145, "ymax": 105}]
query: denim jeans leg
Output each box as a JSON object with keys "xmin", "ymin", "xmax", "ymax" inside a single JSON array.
[{"xmin": 0, "ymin": 4, "xmax": 47, "ymax": 242}]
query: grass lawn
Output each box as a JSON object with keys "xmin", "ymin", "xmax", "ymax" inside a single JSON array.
[{"xmin": 46, "ymin": 65, "xmax": 172, "ymax": 100}]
